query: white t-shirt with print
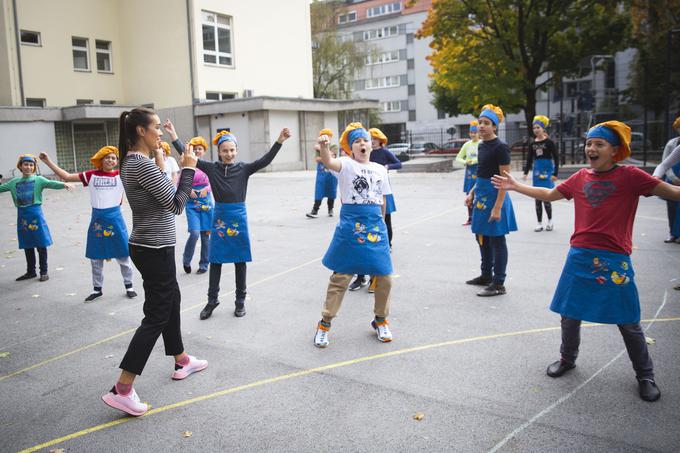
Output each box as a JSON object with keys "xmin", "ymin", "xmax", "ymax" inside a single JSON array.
[
  {"xmin": 78, "ymin": 170, "xmax": 124, "ymax": 209},
  {"xmin": 163, "ymin": 156, "xmax": 180, "ymax": 181},
  {"xmin": 330, "ymin": 156, "xmax": 392, "ymax": 205}
]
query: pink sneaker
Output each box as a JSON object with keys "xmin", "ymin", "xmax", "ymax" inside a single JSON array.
[
  {"xmin": 102, "ymin": 387, "xmax": 148, "ymax": 416},
  {"xmin": 171, "ymin": 355, "xmax": 208, "ymax": 380}
]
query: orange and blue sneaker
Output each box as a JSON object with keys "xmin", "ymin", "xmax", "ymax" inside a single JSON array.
[
  {"xmin": 371, "ymin": 319, "xmax": 392, "ymax": 343},
  {"xmin": 314, "ymin": 321, "xmax": 330, "ymax": 348}
]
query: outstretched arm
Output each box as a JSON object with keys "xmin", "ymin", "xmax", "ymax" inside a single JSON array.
[
  {"xmin": 492, "ymin": 170, "xmax": 565, "ymax": 202},
  {"xmin": 652, "ymin": 180, "xmax": 680, "ymax": 201},
  {"xmin": 38, "ymin": 153, "xmax": 81, "ymax": 183}
]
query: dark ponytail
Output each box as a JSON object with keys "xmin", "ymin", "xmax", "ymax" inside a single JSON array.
[{"xmin": 118, "ymin": 107, "xmax": 156, "ymax": 172}]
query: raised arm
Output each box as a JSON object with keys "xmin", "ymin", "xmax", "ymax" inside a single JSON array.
[
  {"xmin": 492, "ymin": 170, "xmax": 565, "ymax": 202},
  {"xmin": 246, "ymin": 128, "xmax": 292, "ymax": 174},
  {"xmin": 318, "ymin": 134, "xmax": 342, "ymax": 172},
  {"xmin": 38, "ymin": 153, "xmax": 81, "ymax": 183}
]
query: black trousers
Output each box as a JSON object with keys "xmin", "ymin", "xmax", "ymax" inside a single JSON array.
[
  {"xmin": 559, "ymin": 316, "xmax": 654, "ymax": 380},
  {"xmin": 208, "ymin": 262, "xmax": 247, "ymax": 304},
  {"xmin": 312, "ymin": 198, "xmax": 335, "ymax": 212},
  {"xmin": 24, "ymin": 247, "xmax": 47, "ymax": 275},
  {"xmin": 666, "ymin": 200, "xmax": 676, "ymax": 235},
  {"xmin": 120, "ymin": 245, "xmax": 184, "ymax": 376}
]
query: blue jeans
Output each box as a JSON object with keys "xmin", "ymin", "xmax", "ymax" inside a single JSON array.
[
  {"xmin": 182, "ymin": 230, "xmax": 210, "ymax": 270},
  {"xmin": 478, "ymin": 235, "xmax": 507, "ymax": 285}
]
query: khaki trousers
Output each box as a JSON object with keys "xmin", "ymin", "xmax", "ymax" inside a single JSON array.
[{"xmin": 321, "ymin": 273, "xmax": 392, "ymax": 322}]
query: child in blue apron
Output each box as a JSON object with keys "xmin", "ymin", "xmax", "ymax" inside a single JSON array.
[
  {"xmin": 176, "ymin": 136, "xmax": 213, "ymax": 275},
  {"xmin": 39, "ymin": 148, "xmax": 137, "ymax": 302},
  {"xmin": 313, "ymin": 123, "xmax": 394, "ymax": 348},
  {"xmin": 492, "ymin": 120, "xmax": 680, "ymax": 402},
  {"xmin": 522, "ymin": 115, "xmax": 559, "ymax": 232},
  {"xmin": 465, "ymin": 104, "xmax": 517, "ymax": 297},
  {"xmin": 456, "ymin": 120, "xmax": 480, "ymax": 226},
  {"xmin": 163, "ymin": 119, "xmax": 291, "ymax": 319},
  {"xmin": 306, "ymin": 128, "xmax": 338, "ymax": 218},
  {"xmin": 349, "ymin": 127, "xmax": 401, "ymax": 293},
  {"xmin": 0, "ymin": 154, "xmax": 72, "ymax": 281}
]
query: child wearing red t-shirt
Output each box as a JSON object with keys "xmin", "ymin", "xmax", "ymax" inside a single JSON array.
[{"xmin": 492, "ymin": 121, "xmax": 680, "ymax": 402}]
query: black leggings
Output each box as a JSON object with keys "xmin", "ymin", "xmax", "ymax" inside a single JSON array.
[
  {"xmin": 208, "ymin": 262, "xmax": 247, "ymax": 303},
  {"xmin": 535, "ymin": 200, "xmax": 552, "ymax": 223},
  {"xmin": 312, "ymin": 198, "xmax": 335, "ymax": 212},
  {"xmin": 385, "ymin": 214, "xmax": 393, "ymax": 246},
  {"xmin": 24, "ymin": 247, "xmax": 47, "ymax": 275}
]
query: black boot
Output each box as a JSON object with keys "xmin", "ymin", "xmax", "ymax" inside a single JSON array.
[
  {"xmin": 234, "ymin": 299, "xmax": 246, "ymax": 317},
  {"xmin": 200, "ymin": 301, "xmax": 219, "ymax": 320}
]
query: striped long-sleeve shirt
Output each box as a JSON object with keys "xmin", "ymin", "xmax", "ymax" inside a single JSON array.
[{"xmin": 121, "ymin": 154, "xmax": 195, "ymax": 248}]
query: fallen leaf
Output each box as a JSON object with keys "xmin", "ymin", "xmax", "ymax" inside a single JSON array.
[
  {"xmin": 645, "ymin": 336, "xmax": 656, "ymax": 345},
  {"xmin": 0, "ymin": 352, "xmax": 10, "ymax": 358},
  {"xmin": 48, "ymin": 449, "xmax": 65, "ymax": 453},
  {"xmin": 413, "ymin": 412, "xmax": 425, "ymax": 421},
  {"xmin": 55, "ymin": 267, "xmax": 64, "ymax": 271},
  {"xmin": 207, "ymin": 336, "xmax": 213, "ymax": 340},
  {"xmin": 65, "ymin": 293, "xmax": 76, "ymax": 297},
  {"xmin": 105, "ymin": 354, "xmax": 114, "ymax": 359},
  {"xmin": 181, "ymin": 431, "xmax": 193, "ymax": 438},
  {"xmin": 32, "ymin": 294, "xmax": 40, "ymax": 298}
]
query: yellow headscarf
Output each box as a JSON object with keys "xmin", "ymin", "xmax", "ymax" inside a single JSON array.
[
  {"xmin": 212, "ymin": 130, "xmax": 238, "ymax": 147},
  {"xmin": 318, "ymin": 128, "xmax": 334, "ymax": 138},
  {"xmin": 16, "ymin": 154, "xmax": 38, "ymax": 172},
  {"xmin": 189, "ymin": 136, "xmax": 208, "ymax": 150},
  {"xmin": 588, "ymin": 121, "xmax": 632, "ymax": 162},
  {"xmin": 533, "ymin": 115, "xmax": 550, "ymax": 129},
  {"xmin": 479, "ymin": 104, "xmax": 504, "ymax": 125},
  {"xmin": 673, "ymin": 116, "xmax": 680, "ymax": 131},
  {"xmin": 90, "ymin": 146, "xmax": 119, "ymax": 170},
  {"xmin": 160, "ymin": 141, "xmax": 171, "ymax": 156},
  {"xmin": 369, "ymin": 128, "xmax": 388, "ymax": 146},
  {"xmin": 339, "ymin": 122, "xmax": 369, "ymax": 156}
]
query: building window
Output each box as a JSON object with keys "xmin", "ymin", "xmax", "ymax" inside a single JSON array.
[
  {"xmin": 72, "ymin": 37, "xmax": 89, "ymax": 71},
  {"xmin": 365, "ymin": 76, "xmax": 400, "ymax": 89},
  {"xmin": 337, "ymin": 11, "xmax": 357, "ymax": 24},
  {"xmin": 206, "ymin": 92, "xmax": 237, "ymax": 101},
  {"xmin": 366, "ymin": 50, "xmax": 400, "ymax": 65},
  {"xmin": 20, "ymin": 30, "xmax": 41, "ymax": 46},
  {"xmin": 202, "ymin": 11, "xmax": 234, "ymax": 67},
  {"xmin": 76, "ymin": 99, "xmax": 94, "ymax": 105},
  {"xmin": 363, "ymin": 26, "xmax": 399, "ymax": 41},
  {"xmin": 407, "ymin": 58, "xmax": 415, "ymax": 70},
  {"xmin": 25, "ymin": 98, "xmax": 46, "ymax": 107},
  {"xmin": 406, "ymin": 33, "xmax": 414, "ymax": 44},
  {"xmin": 100, "ymin": 100, "xmax": 116, "ymax": 105},
  {"xmin": 409, "ymin": 110, "xmax": 416, "ymax": 121},
  {"xmin": 95, "ymin": 40, "xmax": 112, "ymax": 73},
  {"xmin": 408, "ymin": 84, "xmax": 415, "ymax": 95},
  {"xmin": 367, "ymin": 2, "xmax": 401, "ymax": 18},
  {"xmin": 381, "ymin": 101, "xmax": 402, "ymax": 112}
]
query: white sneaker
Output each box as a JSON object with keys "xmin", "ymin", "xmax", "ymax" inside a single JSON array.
[
  {"xmin": 314, "ymin": 322, "xmax": 330, "ymax": 348},
  {"xmin": 171, "ymin": 355, "xmax": 208, "ymax": 380},
  {"xmin": 546, "ymin": 222, "xmax": 554, "ymax": 231},
  {"xmin": 371, "ymin": 319, "xmax": 393, "ymax": 343},
  {"xmin": 534, "ymin": 224, "xmax": 543, "ymax": 232},
  {"xmin": 102, "ymin": 387, "xmax": 148, "ymax": 416}
]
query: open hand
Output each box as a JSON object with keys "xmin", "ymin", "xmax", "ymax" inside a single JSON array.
[
  {"xmin": 181, "ymin": 144, "xmax": 198, "ymax": 168},
  {"xmin": 162, "ymin": 119, "xmax": 178, "ymax": 141},
  {"xmin": 491, "ymin": 170, "xmax": 517, "ymax": 191}
]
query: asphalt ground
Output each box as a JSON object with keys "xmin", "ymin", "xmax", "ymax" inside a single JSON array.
[{"xmin": 1, "ymin": 168, "xmax": 679, "ymax": 453}]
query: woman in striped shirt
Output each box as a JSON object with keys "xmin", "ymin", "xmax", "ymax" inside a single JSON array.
[{"xmin": 102, "ymin": 107, "xmax": 208, "ymax": 417}]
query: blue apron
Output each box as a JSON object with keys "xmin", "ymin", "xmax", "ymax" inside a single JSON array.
[
  {"xmin": 186, "ymin": 186, "xmax": 214, "ymax": 232},
  {"xmin": 322, "ymin": 204, "xmax": 392, "ymax": 276},
  {"xmin": 17, "ymin": 205, "xmax": 53, "ymax": 249},
  {"xmin": 532, "ymin": 159, "xmax": 555, "ymax": 188},
  {"xmin": 463, "ymin": 164, "xmax": 478, "ymax": 193},
  {"xmin": 471, "ymin": 178, "xmax": 518, "ymax": 237},
  {"xmin": 314, "ymin": 163, "xmax": 338, "ymax": 200},
  {"xmin": 551, "ymin": 247, "xmax": 640, "ymax": 324},
  {"xmin": 86, "ymin": 206, "xmax": 130, "ymax": 260},
  {"xmin": 210, "ymin": 202, "xmax": 251, "ymax": 263},
  {"xmin": 384, "ymin": 194, "xmax": 397, "ymax": 214}
]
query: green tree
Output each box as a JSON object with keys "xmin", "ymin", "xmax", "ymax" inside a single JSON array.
[
  {"xmin": 311, "ymin": 1, "xmax": 369, "ymax": 99},
  {"xmin": 417, "ymin": 0, "xmax": 631, "ymax": 130},
  {"xmin": 628, "ymin": 0, "xmax": 680, "ymax": 116}
]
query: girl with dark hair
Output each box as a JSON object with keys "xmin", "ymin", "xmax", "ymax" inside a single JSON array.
[
  {"xmin": 523, "ymin": 115, "xmax": 559, "ymax": 232},
  {"xmin": 102, "ymin": 108, "xmax": 208, "ymax": 417}
]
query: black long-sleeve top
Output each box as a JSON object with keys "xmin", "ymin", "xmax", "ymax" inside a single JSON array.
[
  {"xmin": 370, "ymin": 147, "xmax": 402, "ymax": 170},
  {"xmin": 523, "ymin": 138, "xmax": 559, "ymax": 176},
  {"xmin": 173, "ymin": 140, "xmax": 282, "ymax": 203}
]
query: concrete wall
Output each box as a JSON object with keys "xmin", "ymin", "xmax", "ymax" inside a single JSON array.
[
  {"xmin": 268, "ymin": 110, "xmax": 302, "ymax": 171},
  {"xmin": 0, "ymin": 121, "xmax": 56, "ymax": 178}
]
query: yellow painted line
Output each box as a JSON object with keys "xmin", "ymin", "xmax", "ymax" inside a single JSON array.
[
  {"xmin": 18, "ymin": 317, "xmax": 680, "ymax": 453},
  {"xmin": 1, "ymin": 209, "xmax": 454, "ymax": 382}
]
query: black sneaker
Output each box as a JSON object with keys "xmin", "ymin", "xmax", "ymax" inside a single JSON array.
[
  {"xmin": 126, "ymin": 289, "xmax": 138, "ymax": 298},
  {"xmin": 306, "ymin": 211, "xmax": 319, "ymax": 219},
  {"xmin": 84, "ymin": 291, "xmax": 103, "ymax": 302},
  {"xmin": 348, "ymin": 276, "xmax": 368, "ymax": 291},
  {"xmin": 39, "ymin": 274, "xmax": 49, "ymax": 282},
  {"xmin": 196, "ymin": 268, "xmax": 207, "ymax": 274},
  {"xmin": 200, "ymin": 302, "xmax": 219, "ymax": 320},
  {"xmin": 183, "ymin": 264, "xmax": 191, "ymax": 274},
  {"xmin": 16, "ymin": 272, "xmax": 37, "ymax": 281},
  {"xmin": 234, "ymin": 301, "xmax": 246, "ymax": 317},
  {"xmin": 638, "ymin": 379, "xmax": 661, "ymax": 402},
  {"xmin": 328, "ymin": 209, "xmax": 334, "ymax": 217},
  {"xmin": 477, "ymin": 283, "xmax": 506, "ymax": 297},
  {"xmin": 465, "ymin": 275, "xmax": 492, "ymax": 286}
]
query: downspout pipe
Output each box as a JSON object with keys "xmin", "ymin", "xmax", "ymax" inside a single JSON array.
[
  {"xmin": 11, "ymin": 0, "xmax": 25, "ymax": 106},
  {"xmin": 185, "ymin": 0, "xmax": 198, "ymax": 136}
]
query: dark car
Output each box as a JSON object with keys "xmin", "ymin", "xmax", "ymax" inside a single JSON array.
[{"xmin": 427, "ymin": 138, "xmax": 467, "ymax": 155}]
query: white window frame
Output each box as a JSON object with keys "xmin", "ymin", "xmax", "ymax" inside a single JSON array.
[
  {"xmin": 363, "ymin": 25, "xmax": 399, "ymax": 41},
  {"xmin": 72, "ymin": 37, "xmax": 90, "ymax": 71},
  {"xmin": 365, "ymin": 76, "xmax": 400, "ymax": 90},
  {"xmin": 20, "ymin": 30, "xmax": 41, "ymax": 46},
  {"xmin": 202, "ymin": 10, "xmax": 234, "ymax": 68},
  {"xmin": 337, "ymin": 11, "xmax": 357, "ymax": 24},
  {"xmin": 205, "ymin": 91, "xmax": 238, "ymax": 101},
  {"xmin": 366, "ymin": 50, "xmax": 400, "ymax": 65},
  {"xmin": 95, "ymin": 40, "xmax": 113, "ymax": 73},
  {"xmin": 381, "ymin": 101, "xmax": 402, "ymax": 112},
  {"xmin": 367, "ymin": 2, "xmax": 401, "ymax": 18}
]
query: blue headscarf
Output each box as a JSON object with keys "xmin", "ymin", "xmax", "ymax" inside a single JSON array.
[
  {"xmin": 479, "ymin": 109, "xmax": 500, "ymax": 126},
  {"xmin": 217, "ymin": 133, "xmax": 237, "ymax": 147},
  {"xmin": 347, "ymin": 128, "xmax": 370, "ymax": 146},
  {"xmin": 586, "ymin": 125, "xmax": 620, "ymax": 147}
]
